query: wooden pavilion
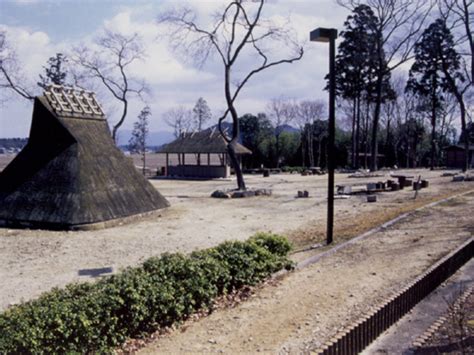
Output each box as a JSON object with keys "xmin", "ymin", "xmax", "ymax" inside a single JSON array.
[{"xmin": 157, "ymin": 128, "xmax": 251, "ymax": 178}]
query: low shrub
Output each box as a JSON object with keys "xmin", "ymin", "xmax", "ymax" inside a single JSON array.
[
  {"xmin": 0, "ymin": 233, "xmax": 292, "ymax": 354},
  {"xmin": 281, "ymin": 166, "xmax": 304, "ymax": 174}
]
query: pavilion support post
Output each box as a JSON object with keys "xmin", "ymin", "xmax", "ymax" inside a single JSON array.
[
  {"xmin": 166, "ymin": 153, "xmax": 169, "ymax": 176},
  {"xmin": 197, "ymin": 153, "xmax": 201, "ymax": 166},
  {"xmin": 208, "ymin": 153, "xmax": 211, "ymax": 166}
]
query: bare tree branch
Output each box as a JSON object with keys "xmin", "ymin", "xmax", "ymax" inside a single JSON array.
[
  {"xmin": 71, "ymin": 31, "xmax": 148, "ymax": 142},
  {"xmin": 0, "ymin": 30, "xmax": 35, "ymax": 102}
]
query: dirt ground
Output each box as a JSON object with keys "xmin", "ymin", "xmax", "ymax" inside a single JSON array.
[
  {"xmin": 0, "ymin": 167, "xmax": 472, "ymax": 314},
  {"xmin": 137, "ymin": 191, "xmax": 474, "ymax": 354}
]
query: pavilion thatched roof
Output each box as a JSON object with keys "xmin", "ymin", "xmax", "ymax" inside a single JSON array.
[
  {"xmin": 0, "ymin": 87, "xmax": 169, "ymax": 230},
  {"xmin": 158, "ymin": 128, "xmax": 252, "ymax": 154}
]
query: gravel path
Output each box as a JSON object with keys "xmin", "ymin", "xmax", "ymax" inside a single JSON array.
[{"xmin": 138, "ymin": 192, "xmax": 474, "ymax": 354}]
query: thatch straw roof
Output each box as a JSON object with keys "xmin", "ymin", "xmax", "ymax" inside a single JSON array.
[
  {"xmin": 0, "ymin": 88, "xmax": 169, "ymax": 230},
  {"xmin": 158, "ymin": 128, "xmax": 252, "ymax": 154}
]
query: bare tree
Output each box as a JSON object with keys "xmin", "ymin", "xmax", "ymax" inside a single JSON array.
[
  {"xmin": 439, "ymin": 0, "xmax": 473, "ymax": 80},
  {"xmin": 159, "ymin": 0, "xmax": 303, "ymax": 190},
  {"xmin": 338, "ymin": 0, "xmax": 434, "ymax": 170},
  {"xmin": 72, "ymin": 30, "xmax": 148, "ymax": 142},
  {"xmin": 163, "ymin": 106, "xmax": 193, "ymax": 138},
  {"xmin": 0, "ymin": 30, "xmax": 35, "ymax": 103},
  {"xmin": 266, "ymin": 97, "xmax": 297, "ymax": 167},
  {"xmin": 438, "ymin": 0, "xmax": 473, "ymax": 171},
  {"xmin": 295, "ymin": 100, "xmax": 326, "ymax": 168}
]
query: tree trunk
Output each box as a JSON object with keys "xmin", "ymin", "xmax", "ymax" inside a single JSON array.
[
  {"xmin": 364, "ymin": 100, "xmax": 371, "ymax": 169},
  {"xmin": 460, "ymin": 102, "xmax": 469, "ymax": 172},
  {"xmin": 301, "ymin": 130, "xmax": 306, "ymax": 167},
  {"xmin": 317, "ymin": 140, "xmax": 322, "ymax": 167},
  {"xmin": 275, "ymin": 132, "xmax": 281, "ymax": 168},
  {"xmin": 370, "ymin": 74, "xmax": 383, "ymax": 171},
  {"xmin": 227, "ymin": 142, "xmax": 246, "ymax": 190},
  {"xmin": 430, "ymin": 92, "xmax": 437, "ymax": 170},
  {"xmin": 351, "ymin": 97, "xmax": 357, "ymax": 168},
  {"xmin": 112, "ymin": 99, "xmax": 128, "ymax": 144},
  {"xmin": 385, "ymin": 116, "xmax": 391, "ymax": 167},
  {"xmin": 308, "ymin": 127, "xmax": 314, "ymax": 167},
  {"xmin": 223, "ymin": 65, "xmax": 246, "ymax": 190},
  {"xmin": 355, "ymin": 95, "xmax": 361, "ymax": 169}
]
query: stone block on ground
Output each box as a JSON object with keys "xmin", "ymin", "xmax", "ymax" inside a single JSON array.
[
  {"xmin": 254, "ymin": 188, "xmax": 272, "ymax": 196},
  {"xmin": 297, "ymin": 190, "xmax": 309, "ymax": 198},
  {"xmin": 337, "ymin": 185, "xmax": 352, "ymax": 195},
  {"xmin": 367, "ymin": 195, "xmax": 377, "ymax": 203},
  {"xmin": 211, "ymin": 190, "xmax": 231, "ymax": 198},
  {"xmin": 231, "ymin": 190, "xmax": 256, "ymax": 198}
]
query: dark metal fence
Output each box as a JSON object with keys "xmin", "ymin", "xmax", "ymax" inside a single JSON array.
[{"xmin": 313, "ymin": 238, "xmax": 473, "ymax": 354}]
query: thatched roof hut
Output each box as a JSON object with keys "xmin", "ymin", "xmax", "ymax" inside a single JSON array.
[
  {"xmin": 157, "ymin": 128, "xmax": 251, "ymax": 178},
  {"xmin": 159, "ymin": 128, "xmax": 251, "ymax": 155},
  {"xmin": 0, "ymin": 86, "xmax": 169, "ymax": 230}
]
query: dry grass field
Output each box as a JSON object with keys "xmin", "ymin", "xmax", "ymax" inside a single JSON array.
[
  {"xmin": 1, "ymin": 162, "xmax": 473, "ymax": 312},
  {"xmin": 1, "ymin": 152, "xmax": 474, "ymax": 352}
]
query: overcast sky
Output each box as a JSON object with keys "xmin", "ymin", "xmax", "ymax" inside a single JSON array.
[{"xmin": 0, "ymin": 0, "xmax": 351, "ymax": 138}]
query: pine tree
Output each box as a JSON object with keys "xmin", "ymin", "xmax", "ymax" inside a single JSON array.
[
  {"xmin": 333, "ymin": 5, "xmax": 393, "ymax": 168},
  {"xmin": 192, "ymin": 97, "xmax": 211, "ymax": 131},
  {"xmin": 128, "ymin": 106, "xmax": 151, "ymax": 175},
  {"xmin": 37, "ymin": 53, "xmax": 68, "ymax": 89},
  {"xmin": 406, "ymin": 19, "xmax": 463, "ymax": 170}
]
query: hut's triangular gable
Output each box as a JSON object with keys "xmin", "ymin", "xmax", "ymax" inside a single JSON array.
[{"xmin": 0, "ymin": 87, "xmax": 169, "ymax": 230}]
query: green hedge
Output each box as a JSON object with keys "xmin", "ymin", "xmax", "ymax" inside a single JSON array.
[{"xmin": 0, "ymin": 233, "xmax": 292, "ymax": 354}]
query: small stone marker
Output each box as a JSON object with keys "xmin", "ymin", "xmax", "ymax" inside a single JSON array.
[
  {"xmin": 337, "ymin": 185, "xmax": 352, "ymax": 195},
  {"xmin": 297, "ymin": 190, "xmax": 309, "ymax": 198},
  {"xmin": 263, "ymin": 169, "xmax": 270, "ymax": 177},
  {"xmin": 391, "ymin": 183, "xmax": 400, "ymax": 191},
  {"xmin": 453, "ymin": 175, "xmax": 465, "ymax": 182},
  {"xmin": 421, "ymin": 180, "xmax": 429, "ymax": 188},
  {"xmin": 413, "ymin": 181, "xmax": 421, "ymax": 190},
  {"xmin": 367, "ymin": 195, "xmax": 377, "ymax": 203}
]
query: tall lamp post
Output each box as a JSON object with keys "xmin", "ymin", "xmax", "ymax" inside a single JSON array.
[{"xmin": 310, "ymin": 27, "xmax": 338, "ymax": 245}]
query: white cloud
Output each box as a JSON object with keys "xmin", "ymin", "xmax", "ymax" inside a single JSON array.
[
  {"xmin": 1, "ymin": 0, "xmax": 351, "ymax": 137},
  {"xmin": 13, "ymin": 0, "xmax": 41, "ymax": 4}
]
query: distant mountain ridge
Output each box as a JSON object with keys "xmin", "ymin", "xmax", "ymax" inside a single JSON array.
[{"xmin": 116, "ymin": 130, "xmax": 175, "ymax": 147}]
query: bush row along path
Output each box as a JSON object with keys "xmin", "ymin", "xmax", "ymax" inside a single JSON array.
[{"xmin": 139, "ymin": 191, "xmax": 474, "ymax": 354}]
